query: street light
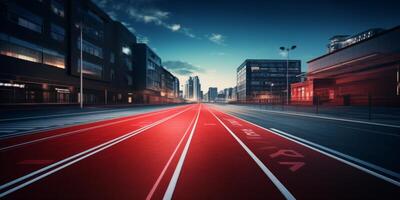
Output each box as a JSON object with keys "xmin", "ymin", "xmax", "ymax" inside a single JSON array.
[
  {"xmin": 75, "ymin": 21, "xmax": 85, "ymax": 109},
  {"xmin": 80, "ymin": 24, "xmax": 83, "ymax": 109},
  {"xmin": 270, "ymin": 82, "xmax": 274, "ymax": 94},
  {"xmin": 270, "ymin": 82, "xmax": 274, "ymax": 103},
  {"xmin": 279, "ymin": 45, "xmax": 296, "ymax": 105}
]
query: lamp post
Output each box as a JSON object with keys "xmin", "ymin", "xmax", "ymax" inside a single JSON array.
[
  {"xmin": 270, "ymin": 82, "xmax": 274, "ymax": 94},
  {"xmin": 279, "ymin": 45, "xmax": 296, "ymax": 105},
  {"xmin": 79, "ymin": 24, "xmax": 83, "ymax": 109},
  {"xmin": 270, "ymin": 82, "xmax": 274, "ymax": 104}
]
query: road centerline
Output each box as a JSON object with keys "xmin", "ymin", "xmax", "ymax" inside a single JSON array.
[
  {"xmin": 163, "ymin": 104, "xmax": 201, "ymax": 200},
  {"xmin": 146, "ymin": 105, "xmax": 199, "ymax": 200}
]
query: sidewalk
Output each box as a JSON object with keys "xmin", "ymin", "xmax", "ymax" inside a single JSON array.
[
  {"xmin": 0, "ymin": 103, "xmax": 186, "ymax": 121},
  {"xmin": 230, "ymin": 103, "xmax": 400, "ymax": 126}
]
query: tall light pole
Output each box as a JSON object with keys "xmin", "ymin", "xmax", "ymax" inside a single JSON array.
[
  {"xmin": 280, "ymin": 45, "xmax": 296, "ymax": 105},
  {"xmin": 270, "ymin": 82, "xmax": 274, "ymax": 103},
  {"xmin": 79, "ymin": 23, "xmax": 84, "ymax": 109},
  {"xmin": 270, "ymin": 82, "xmax": 274, "ymax": 94}
]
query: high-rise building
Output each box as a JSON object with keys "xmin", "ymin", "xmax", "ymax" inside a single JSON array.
[
  {"xmin": 237, "ymin": 59, "xmax": 301, "ymax": 103},
  {"xmin": 193, "ymin": 76, "xmax": 201, "ymax": 101},
  {"xmin": 184, "ymin": 77, "xmax": 193, "ymax": 100},
  {"xmin": 208, "ymin": 87, "xmax": 218, "ymax": 102},
  {"xmin": 184, "ymin": 76, "xmax": 201, "ymax": 101}
]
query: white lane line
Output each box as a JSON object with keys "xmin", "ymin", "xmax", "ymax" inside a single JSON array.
[
  {"xmin": 0, "ymin": 106, "xmax": 193, "ymax": 197},
  {"xmin": 270, "ymin": 128, "xmax": 400, "ymax": 187},
  {"xmin": 163, "ymin": 104, "xmax": 201, "ymax": 200},
  {"xmin": 146, "ymin": 107, "xmax": 198, "ymax": 200},
  {"xmin": 213, "ymin": 108, "xmax": 400, "ymax": 187},
  {"xmin": 0, "ymin": 107, "xmax": 186, "ymax": 151},
  {"xmin": 0, "ymin": 107, "xmax": 149, "ymax": 122},
  {"xmin": 208, "ymin": 108, "xmax": 296, "ymax": 200},
  {"xmin": 244, "ymin": 108, "xmax": 400, "ymax": 128},
  {"xmin": 0, "ymin": 106, "xmax": 187, "ymax": 140}
]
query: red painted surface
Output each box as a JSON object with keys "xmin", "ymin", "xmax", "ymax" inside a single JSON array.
[
  {"xmin": 210, "ymin": 107, "xmax": 400, "ymax": 199},
  {"xmin": 0, "ymin": 104, "xmax": 399, "ymax": 199}
]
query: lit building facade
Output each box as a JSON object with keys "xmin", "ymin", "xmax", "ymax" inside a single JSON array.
[
  {"xmin": 208, "ymin": 87, "xmax": 218, "ymax": 102},
  {"xmin": 184, "ymin": 76, "xmax": 201, "ymax": 101},
  {"xmin": 236, "ymin": 59, "xmax": 301, "ymax": 103},
  {"xmin": 0, "ymin": 0, "xmax": 179, "ymax": 105},
  {"xmin": 292, "ymin": 26, "xmax": 400, "ymax": 106}
]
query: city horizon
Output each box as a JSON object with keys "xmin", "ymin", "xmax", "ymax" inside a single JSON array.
[{"xmin": 93, "ymin": 0, "xmax": 400, "ymax": 90}]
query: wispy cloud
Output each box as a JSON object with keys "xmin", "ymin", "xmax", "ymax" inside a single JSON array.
[
  {"xmin": 94, "ymin": 0, "xmax": 229, "ymax": 44},
  {"xmin": 163, "ymin": 61, "xmax": 205, "ymax": 76},
  {"xmin": 207, "ymin": 33, "xmax": 226, "ymax": 45}
]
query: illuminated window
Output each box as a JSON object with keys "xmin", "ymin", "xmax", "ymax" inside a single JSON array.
[
  {"xmin": 77, "ymin": 60, "xmax": 102, "ymax": 78},
  {"xmin": 77, "ymin": 38, "xmax": 103, "ymax": 58},
  {"xmin": 0, "ymin": 33, "xmax": 65, "ymax": 69},
  {"xmin": 122, "ymin": 46, "xmax": 131, "ymax": 56},
  {"xmin": 329, "ymin": 89, "xmax": 335, "ymax": 100},
  {"xmin": 43, "ymin": 49, "xmax": 65, "ymax": 69}
]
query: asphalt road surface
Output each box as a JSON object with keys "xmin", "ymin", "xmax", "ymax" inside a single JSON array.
[{"xmin": 0, "ymin": 104, "xmax": 399, "ymax": 199}]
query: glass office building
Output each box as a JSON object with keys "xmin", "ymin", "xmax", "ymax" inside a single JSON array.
[{"xmin": 237, "ymin": 59, "xmax": 301, "ymax": 103}]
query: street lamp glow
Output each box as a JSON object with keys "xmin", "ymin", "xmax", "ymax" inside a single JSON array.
[{"xmin": 279, "ymin": 45, "xmax": 297, "ymax": 105}]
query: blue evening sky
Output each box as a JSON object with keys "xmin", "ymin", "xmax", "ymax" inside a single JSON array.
[{"xmin": 93, "ymin": 0, "xmax": 400, "ymax": 90}]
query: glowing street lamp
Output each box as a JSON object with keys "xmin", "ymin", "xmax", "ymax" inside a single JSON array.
[{"xmin": 279, "ymin": 45, "xmax": 296, "ymax": 105}]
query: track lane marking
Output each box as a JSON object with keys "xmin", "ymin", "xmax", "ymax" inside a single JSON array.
[
  {"xmin": 146, "ymin": 106, "xmax": 198, "ymax": 200},
  {"xmin": 208, "ymin": 107, "xmax": 295, "ymax": 200},
  {"xmin": 0, "ymin": 105, "xmax": 187, "ymax": 140},
  {"xmin": 163, "ymin": 104, "xmax": 201, "ymax": 200},
  {"xmin": 270, "ymin": 128, "xmax": 400, "ymax": 186},
  {"xmin": 211, "ymin": 107, "xmax": 400, "ymax": 187},
  {"xmin": 242, "ymin": 107, "xmax": 400, "ymax": 128},
  {"xmin": 0, "ymin": 106, "xmax": 188, "ymax": 151},
  {"xmin": 0, "ymin": 105, "xmax": 194, "ymax": 198}
]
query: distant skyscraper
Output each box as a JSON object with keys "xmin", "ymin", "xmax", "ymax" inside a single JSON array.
[
  {"xmin": 184, "ymin": 76, "xmax": 201, "ymax": 101},
  {"xmin": 184, "ymin": 77, "xmax": 193, "ymax": 100},
  {"xmin": 208, "ymin": 87, "xmax": 218, "ymax": 102},
  {"xmin": 193, "ymin": 76, "xmax": 201, "ymax": 101}
]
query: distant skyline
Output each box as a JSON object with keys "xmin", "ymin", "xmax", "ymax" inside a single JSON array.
[{"xmin": 93, "ymin": 0, "xmax": 400, "ymax": 90}]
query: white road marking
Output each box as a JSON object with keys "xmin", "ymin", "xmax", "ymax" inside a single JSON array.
[
  {"xmin": 146, "ymin": 106, "xmax": 199, "ymax": 200},
  {"xmin": 0, "ymin": 106, "xmax": 186, "ymax": 139},
  {"xmin": 270, "ymin": 128, "xmax": 400, "ymax": 187},
  {"xmin": 218, "ymin": 108, "xmax": 400, "ymax": 187},
  {"xmin": 245, "ymin": 108, "xmax": 400, "ymax": 128},
  {"xmin": 0, "ymin": 107, "xmax": 185, "ymax": 151},
  {"xmin": 163, "ymin": 104, "xmax": 201, "ymax": 200},
  {"xmin": 0, "ymin": 106, "xmax": 193, "ymax": 198},
  {"xmin": 208, "ymin": 108, "xmax": 296, "ymax": 200}
]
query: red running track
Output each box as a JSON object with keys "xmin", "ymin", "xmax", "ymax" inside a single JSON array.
[{"xmin": 0, "ymin": 104, "xmax": 399, "ymax": 199}]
